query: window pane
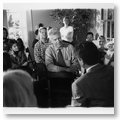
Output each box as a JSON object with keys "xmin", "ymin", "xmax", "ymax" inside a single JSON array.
[
  {"xmin": 107, "ymin": 21, "xmax": 110, "ymax": 37},
  {"xmin": 101, "ymin": 9, "xmax": 104, "ymax": 20},
  {"xmin": 112, "ymin": 21, "xmax": 114, "ymax": 38},
  {"xmin": 108, "ymin": 9, "xmax": 113, "ymax": 20}
]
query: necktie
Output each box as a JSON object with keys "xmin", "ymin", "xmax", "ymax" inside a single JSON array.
[{"xmin": 57, "ymin": 49, "xmax": 66, "ymax": 67}]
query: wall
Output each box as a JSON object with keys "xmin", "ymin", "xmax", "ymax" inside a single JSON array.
[
  {"xmin": 28, "ymin": 10, "xmax": 62, "ymax": 60},
  {"xmin": 31, "ymin": 10, "xmax": 62, "ymax": 30},
  {"xmin": 26, "ymin": 10, "xmax": 35, "ymax": 59},
  {"xmin": 3, "ymin": 10, "xmax": 8, "ymax": 28}
]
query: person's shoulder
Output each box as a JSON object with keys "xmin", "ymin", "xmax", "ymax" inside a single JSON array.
[
  {"xmin": 60, "ymin": 27, "xmax": 64, "ymax": 31},
  {"xmin": 46, "ymin": 44, "xmax": 54, "ymax": 52},
  {"xmin": 105, "ymin": 65, "xmax": 114, "ymax": 72},
  {"xmin": 73, "ymin": 74, "xmax": 87, "ymax": 86},
  {"xmin": 34, "ymin": 41, "xmax": 40, "ymax": 48},
  {"xmin": 68, "ymin": 26, "xmax": 73, "ymax": 30},
  {"xmin": 67, "ymin": 44, "xmax": 74, "ymax": 49}
]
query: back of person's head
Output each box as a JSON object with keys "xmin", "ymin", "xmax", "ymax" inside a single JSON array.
[
  {"xmin": 76, "ymin": 41, "xmax": 99, "ymax": 66},
  {"xmin": 8, "ymin": 39, "xmax": 17, "ymax": 49},
  {"xmin": 38, "ymin": 23, "xmax": 44, "ymax": 28},
  {"xmin": 3, "ymin": 52, "xmax": 12, "ymax": 71},
  {"xmin": 3, "ymin": 70, "xmax": 37, "ymax": 107}
]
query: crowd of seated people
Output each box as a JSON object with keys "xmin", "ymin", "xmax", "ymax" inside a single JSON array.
[{"xmin": 3, "ymin": 19, "xmax": 114, "ymax": 108}]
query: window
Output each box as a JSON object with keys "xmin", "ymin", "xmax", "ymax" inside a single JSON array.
[
  {"xmin": 6, "ymin": 10, "xmax": 28, "ymax": 47},
  {"xmin": 102, "ymin": 9, "xmax": 114, "ymax": 42}
]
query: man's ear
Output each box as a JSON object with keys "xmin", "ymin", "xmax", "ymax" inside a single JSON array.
[{"xmin": 78, "ymin": 58, "xmax": 84, "ymax": 67}]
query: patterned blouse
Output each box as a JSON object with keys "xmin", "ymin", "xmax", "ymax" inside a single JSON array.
[{"xmin": 34, "ymin": 41, "xmax": 50, "ymax": 64}]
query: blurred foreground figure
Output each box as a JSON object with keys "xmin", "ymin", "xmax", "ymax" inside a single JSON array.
[
  {"xmin": 3, "ymin": 70, "xmax": 37, "ymax": 107},
  {"xmin": 71, "ymin": 41, "xmax": 114, "ymax": 107}
]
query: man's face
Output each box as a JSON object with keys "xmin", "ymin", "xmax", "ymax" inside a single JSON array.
[
  {"xmin": 99, "ymin": 38, "xmax": 105, "ymax": 47},
  {"xmin": 63, "ymin": 18, "xmax": 69, "ymax": 25},
  {"xmin": 86, "ymin": 34, "xmax": 93, "ymax": 42},
  {"xmin": 49, "ymin": 34, "xmax": 62, "ymax": 48},
  {"xmin": 39, "ymin": 29, "xmax": 47, "ymax": 42},
  {"xmin": 108, "ymin": 44, "xmax": 114, "ymax": 51}
]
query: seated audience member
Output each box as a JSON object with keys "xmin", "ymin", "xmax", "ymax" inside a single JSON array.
[
  {"xmin": 3, "ymin": 70, "xmax": 37, "ymax": 107},
  {"xmin": 46, "ymin": 27, "xmax": 79, "ymax": 74},
  {"xmin": 3, "ymin": 52, "xmax": 12, "ymax": 71},
  {"xmin": 17, "ymin": 38, "xmax": 26, "ymax": 52},
  {"xmin": 71, "ymin": 41, "xmax": 114, "ymax": 107},
  {"xmin": 86, "ymin": 32, "xmax": 94, "ymax": 42},
  {"xmin": 98, "ymin": 36, "xmax": 107, "ymax": 51},
  {"xmin": 104, "ymin": 40, "xmax": 114, "ymax": 66},
  {"xmin": 60, "ymin": 16, "xmax": 74, "ymax": 44},
  {"xmin": 32, "ymin": 29, "xmax": 39, "ymax": 49},
  {"xmin": 34, "ymin": 27, "xmax": 49, "ymax": 79},
  {"xmin": 34, "ymin": 27, "xmax": 49, "ymax": 107},
  {"xmin": 98, "ymin": 36, "xmax": 107, "ymax": 64},
  {"xmin": 8, "ymin": 39, "xmax": 27, "ymax": 69}
]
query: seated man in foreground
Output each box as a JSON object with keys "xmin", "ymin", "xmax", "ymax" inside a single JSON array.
[
  {"xmin": 45, "ymin": 28, "xmax": 79, "ymax": 107},
  {"xmin": 45, "ymin": 28, "xmax": 79, "ymax": 74},
  {"xmin": 71, "ymin": 41, "xmax": 114, "ymax": 107}
]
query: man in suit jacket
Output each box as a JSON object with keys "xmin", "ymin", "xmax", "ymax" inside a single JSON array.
[{"xmin": 71, "ymin": 41, "xmax": 114, "ymax": 107}]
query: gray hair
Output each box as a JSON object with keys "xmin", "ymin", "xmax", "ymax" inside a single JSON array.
[
  {"xmin": 3, "ymin": 70, "xmax": 37, "ymax": 107},
  {"xmin": 48, "ymin": 28, "xmax": 60, "ymax": 37}
]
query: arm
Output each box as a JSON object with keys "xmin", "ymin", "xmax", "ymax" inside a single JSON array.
[
  {"xmin": 69, "ymin": 45, "xmax": 80, "ymax": 72},
  {"xmin": 45, "ymin": 47, "xmax": 69, "ymax": 72},
  {"xmin": 71, "ymin": 80, "xmax": 86, "ymax": 107}
]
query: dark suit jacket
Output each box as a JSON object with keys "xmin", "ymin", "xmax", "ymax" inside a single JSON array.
[{"xmin": 72, "ymin": 64, "xmax": 114, "ymax": 107}]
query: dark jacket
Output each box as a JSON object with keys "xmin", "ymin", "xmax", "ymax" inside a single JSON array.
[{"xmin": 72, "ymin": 64, "xmax": 114, "ymax": 107}]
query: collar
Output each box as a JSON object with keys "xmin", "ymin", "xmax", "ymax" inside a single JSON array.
[{"xmin": 86, "ymin": 63, "xmax": 99, "ymax": 73}]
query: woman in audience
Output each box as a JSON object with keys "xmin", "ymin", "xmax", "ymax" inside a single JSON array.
[
  {"xmin": 8, "ymin": 39, "xmax": 27, "ymax": 69},
  {"xmin": 3, "ymin": 70, "xmax": 37, "ymax": 107},
  {"xmin": 17, "ymin": 38, "xmax": 25, "ymax": 52}
]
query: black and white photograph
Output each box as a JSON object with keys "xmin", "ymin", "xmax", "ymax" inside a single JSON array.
[{"xmin": 3, "ymin": 2, "xmax": 115, "ymax": 114}]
